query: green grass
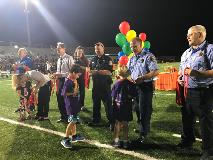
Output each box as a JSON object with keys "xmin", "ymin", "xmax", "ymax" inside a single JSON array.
[{"xmin": 0, "ymin": 62, "xmax": 203, "ymax": 160}]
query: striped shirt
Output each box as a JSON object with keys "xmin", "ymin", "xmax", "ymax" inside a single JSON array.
[{"xmin": 56, "ymin": 53, "xmax": 74, "ymax": 77}]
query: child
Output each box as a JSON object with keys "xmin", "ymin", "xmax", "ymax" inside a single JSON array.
[
  {"xmin": 16, "ymin": 81, "xmax": 32, "ymax": 121},
  {"xmin": 111, "ymin": 65, "xmax": 137, "ymax": 149},
  {"xmin": 12, "ymin": 73, "xmax": 32, "ymax": 121},
  {"xmin": 60, "ymin": 64, "xmax": 85, "ymax": 149}
]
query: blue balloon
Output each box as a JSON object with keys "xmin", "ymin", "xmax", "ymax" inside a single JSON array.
[{"xmin": 117, "ymin": 51, "xmax": 125, "ymax": 59}]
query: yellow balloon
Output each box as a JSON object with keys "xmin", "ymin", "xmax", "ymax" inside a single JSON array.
[
  {"xmin": 128, "ymin": 52, "xmax": 134, "ymax": 59},
  {"xmin": 126, "ymin": 30, "xmax": 137, "ymax": 42},
  {"xmin": 141, "ymin": 41, "xmax": 144, "ymax": 48}
]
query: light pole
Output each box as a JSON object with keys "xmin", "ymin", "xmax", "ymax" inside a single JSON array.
[{"xmin": 24, "ymin": 0, "xmax": 31, "ymax": 47}]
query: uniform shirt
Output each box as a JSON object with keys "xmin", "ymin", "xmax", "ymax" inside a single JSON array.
[
  {"xmin": 26, "ymin": 70, "xmax": 50, "ymax": 88},
  {"xmin": 180, "ymin": 41, "xmax": 213, "ymax": 88},
  {"xmin": 56, "ymin": 53, "xmax": 74, "ymax": 77},
  {"xmin": 20, "ymin": 55, "xmax": 33, "ymax": 69},
  {"xmin": 127, "ymin": 50, "xmax": 158, "ymax": 82},
  {"xmin": 90, "ymin": 54, "xmax": 113, "ymax": 88}
]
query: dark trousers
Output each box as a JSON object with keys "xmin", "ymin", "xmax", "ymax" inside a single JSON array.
[
  {"xmin": 180, "ymin": 106, "xmax": 196, "ymax": 144},
  {"xmin": 77, "ymin": 75, "xmax": 85, "ymax": 107},
  {"xmin": 37, "ymin": 81, "xmax": 51, "ymax": 117},
  {"xmin": 56, "ymin": 78, "xmax": 67, "ymax": 120},
  {"xmin": 186, "ymin": 87, "xmax": 213, "ymax": 153},
  {"xmin": 92, "ymin": 86, "xmax": 114, "ymax": 124},
  {"xmin": 137, "ymin": 82, "xmax": 153, "ymax": 137}
]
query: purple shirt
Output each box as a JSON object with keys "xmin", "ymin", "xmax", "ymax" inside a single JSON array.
[
  {"xmin": 61, "ymin": 78, "xmax": 81, "ymax": 115},
  {"xmin": 111, "ymin": 79, "xmax": 137, "ymax": 108}
]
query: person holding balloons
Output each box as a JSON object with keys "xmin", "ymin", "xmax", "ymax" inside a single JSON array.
[{"xmin": 127, "ymin": 37, "xmax": 159, "ymax": 143}]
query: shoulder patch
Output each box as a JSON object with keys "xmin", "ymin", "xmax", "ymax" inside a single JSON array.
[
  {"xmin": 199, "ymin": 51, "xmax": 204, "ymax": 57},
  {"xmin": 150, "ymin": 56, "xmax": 157, "ymax": 62}
]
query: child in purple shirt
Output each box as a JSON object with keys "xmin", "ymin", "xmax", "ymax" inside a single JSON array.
[
  {"xmin": 60, "ymin": 64, "xmax": 85, "ymax": 149},
  {"xmin": 111, "ymin": 65, "xmax": 137, "ymax": 149}
]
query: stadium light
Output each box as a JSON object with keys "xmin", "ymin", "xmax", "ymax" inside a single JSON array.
[
  {"xmin": 24, "ymin": 0, "xmax": 31, "ymax": 47},
  {"xmin": 14, "ymin": 45, "xmax": 19, "ymax": 49},
  {"xmin": 31, "ymin": 0, "xmax": 78, "ymax": 45}
]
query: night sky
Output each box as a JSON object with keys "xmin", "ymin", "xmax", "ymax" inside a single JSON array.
[{"xmin": 0, "ymin": 0, "xmax": 212, "ymax": 57}]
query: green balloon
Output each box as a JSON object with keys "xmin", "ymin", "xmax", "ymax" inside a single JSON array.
[
  {"xmin": 144, "ymin": 41, "xmax": 151, "ymax": 49},
  {"xmin": 115, "ymin": 33, "xmax": 127, "ymax": 47},
  {"xmin": 122, "ymin": 42, "xmax": 131, "ymax": 55}
]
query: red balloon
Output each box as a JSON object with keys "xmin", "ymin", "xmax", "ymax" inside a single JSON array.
[
  {"xmin": 119, "ymin": 56, "xmax": 129, "ymax": 66},
  {"xmin": 119, "ymin": 21, "xmax": 130, "ymax": 35},
  {"xmin": 139, "ymin": 33, "xmax": 147, "ymax": 41}
]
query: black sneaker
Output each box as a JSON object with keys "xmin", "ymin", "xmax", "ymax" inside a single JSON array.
[
  {"xmin": 14, "ymin": 108, "xmax": 21, "ymax": 113},
  {"xmin": 123, "ymin": 141, "xmax": 129, "ymax": 149},
  {"xmin": 109, "ymin": 124, "xmax": 114, "ymax": 132},
  {"xmin": 133, "ymin": 128, "xmax": 140, "ymax": 133},
  {"xmin": 136, "ymin": 136, "xmax": 145, "ymax": 143},
  {"xmin": 112, "ymin": 141, "xmax": 120, "ymax": 148},
  {"xmin": 57, "ymin": 119, "xmax": 68, "ymax": 123}
]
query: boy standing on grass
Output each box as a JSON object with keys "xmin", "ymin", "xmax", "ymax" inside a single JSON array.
[
  {"xmin": 111, "ymin": 65, "xmax": 137, "ymax": 149},
  {"xmin": 60, "ymin": 64, "xmax": 85, "ymax": 149}
]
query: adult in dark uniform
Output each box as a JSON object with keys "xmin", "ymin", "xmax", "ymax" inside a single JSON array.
[
  {"xmin": 178, "ymin": 25, "xmax": 213, "ymax": 160},
  {"xmin": 73, "ymin": 46, "xmax": 89, "ymax": 110},
  {"xmin": 127, "ymin": 37, "xmax": 159, "ymax": 142},
  {"xmin": 53, "ymin": 42, "xmax": 74, "ymax": 123},
  {"xmin": 88, "ymin": 42, "xmax": 114, "ymax": 130}
]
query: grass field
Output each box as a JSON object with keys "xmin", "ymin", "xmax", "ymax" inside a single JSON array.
[{"xmin": 0, "ymin": 62, "xmax": 203, "ymax": 160}]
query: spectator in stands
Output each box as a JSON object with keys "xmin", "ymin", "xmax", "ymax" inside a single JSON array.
[{"xmin": 73, "ymin": 46, "xmax": 89, "ymax": 111}]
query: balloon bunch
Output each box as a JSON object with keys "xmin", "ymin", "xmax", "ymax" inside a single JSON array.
[{"xmin": 115, "ymin": 21, "xmax": 151, "ymax": 66}]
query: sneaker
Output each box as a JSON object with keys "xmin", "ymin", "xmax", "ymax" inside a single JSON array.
[
  {"xmin": 136, "ymin": 136, "xmax": 145, "ymax": 143},
  {"xmin": 43, "ymin": 117, "xmax": 50, "ymax": 121},
  {"xmin": 112, "ymin": 141, "xmax": 120, "ymax": 148},
  {"xmin": 61, "ymin": 139, "xmax": 72, "ymax": 149},
  {"xmin": 133, "ymin": 128, "xmax": 140, "ymax": 133},
  {"xmin": 109, "ymin": 124, "xmax": 114, "ymax": 132},
  {"xmin": 72, "ymin": 135, "xmax": 85, "ymax": 142},
  {"xmin": 81, "ymin": 106, "xmax": 88, "ymax": 111},
  {"xmin": 123, "ymin": 141, "xmax": 129, "ymax": 149},
  {"xmin": 57, "ymin": 119, "xmax": 67, "ymax": 123},
  {"xmin": 37, "ymin": 117, "xmax": 44, "ymax": 121},
  {"xmin": 14, "ymin": 108, "xmax": 21, "ymax": 113}
]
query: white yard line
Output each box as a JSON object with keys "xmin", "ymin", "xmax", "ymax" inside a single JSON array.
[
  {"xmin": 0, "ymin": 116, "xmax": 158, "ymax": 160},
  {"xmin": 172, "ymin": 134, "xmax": 202, "ymax": 142}
]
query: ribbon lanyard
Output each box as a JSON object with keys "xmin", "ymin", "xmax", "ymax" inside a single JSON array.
[{"xmin": 183, "ymin": 68, "xmax": 189, "ymax": 98}]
